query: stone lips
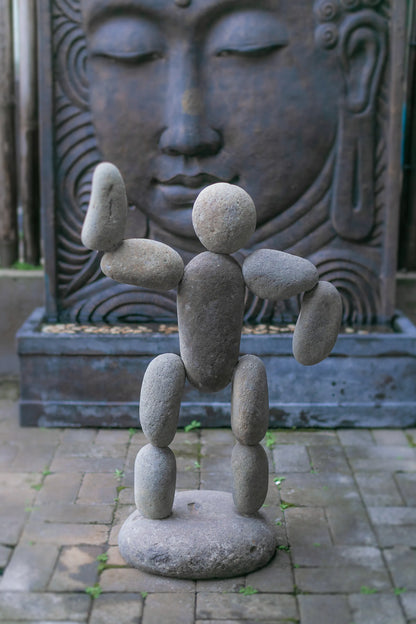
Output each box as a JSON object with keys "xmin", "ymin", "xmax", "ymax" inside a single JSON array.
[
  {"xmin": 192, "ymin": 183, "xmax": 256, "ymax": 254},
  {"xmin": 177, "ymin": 252, "xmax": 245, "ymax": 393},
  {"xmin": 139, "ymin": 353, "xmax": 186, "ymax": 447},
  {"xmin": 243, "ymin": 249, "xmax": 319, "ymax": 302},
  {"xmin": 118, "ymin": 490, "xmax": 278, "ymax": 579},
  {"xmin": 293, "ymin": 280, "xmax": 343, "ymax": 365},
  {"xmin": 100, "ymin": 239, "xmax": 184, "ymax": 291},
  {"xmin": 231, "ymin": 355, "xmax": 269, "ymax": 445},
  {"xmin": 81, "ymin": 162, "xmax": 127, "ymax": 252}
]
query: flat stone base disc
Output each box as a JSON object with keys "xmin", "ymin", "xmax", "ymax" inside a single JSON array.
[{"xmin": 118, "ymin": 490, "xmax": 277, "ymax": 579}]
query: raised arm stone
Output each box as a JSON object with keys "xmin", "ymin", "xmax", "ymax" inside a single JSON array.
[
  {"xmin": 101, "ymin": 238, "xmax": 184, "ymax": 291},
  {"xmin": 242, "ymin": 249, "xmax": 319, "ymax": 301},
  {"xmin": 293, "ymin": 281, "xmax": 342, "ymax": 366},
  {"xmin": 81, "ymin": 162, "xmax": 128, "ymax": 252}
]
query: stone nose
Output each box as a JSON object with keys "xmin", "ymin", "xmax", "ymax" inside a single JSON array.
[{"xmin": 158, "ymin": 52, "xmax": 222, "ymax": 157}]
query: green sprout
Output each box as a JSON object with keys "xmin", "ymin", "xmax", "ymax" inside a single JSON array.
[{"xmin": 184, "ymin": 420, "xmax": 201, "ymax": 432}]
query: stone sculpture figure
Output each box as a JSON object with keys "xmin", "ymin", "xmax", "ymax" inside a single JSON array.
[{"xmin": 82, "ymin": 163, "xmax": 342, "ymax": 578}]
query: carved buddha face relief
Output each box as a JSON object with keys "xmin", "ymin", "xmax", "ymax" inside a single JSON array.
[{"xmin": 81, "ymin": 0, "xmax": 347, "ymax": 249}]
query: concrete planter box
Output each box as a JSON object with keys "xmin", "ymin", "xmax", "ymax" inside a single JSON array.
[{"xmin": 17, "ymin": 308, "xmax": 416, "ymax": 428}]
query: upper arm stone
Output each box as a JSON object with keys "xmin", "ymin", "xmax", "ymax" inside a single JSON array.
[{"xmin": 242, "ymin": 249, "xmax": 319, "ymax": 301}]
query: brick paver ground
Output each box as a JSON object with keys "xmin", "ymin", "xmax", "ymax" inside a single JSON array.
[{"xmin": 0, "ymin": 396, "xmax": 415, "ymax": 623}]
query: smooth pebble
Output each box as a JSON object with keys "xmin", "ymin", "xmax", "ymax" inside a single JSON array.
[
  {"xmin": 243, "ymin": 249, "xmax": 319, "ymax": 301},
  {"xmin": 134, "ymin": 444, "xmax": 176, "ymax": 519},
  {"xmin": 231, "ymin": 442, "xmax": 268, "ymax": 515},
  {"xmin": 231, "ymin": 355, "xmax": 269, "ymax": 445},
  {"xmin": 293, "ymin": 280, "xmax": 342, "ymax": 365}
]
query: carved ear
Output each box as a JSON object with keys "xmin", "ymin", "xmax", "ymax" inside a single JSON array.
[
  {"xmin": 339, "ymin": 11, "xmax": 387, "ymax": 114},
  {"xmin": 331, "ymin": 11, "xmax": 387, "ymax": 241}
]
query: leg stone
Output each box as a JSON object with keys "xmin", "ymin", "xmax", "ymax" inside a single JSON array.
[
  {"xmin": 140, "ymin": 353, "xmax": 186, "ymax": 447},
  {"xmin": 231, "ymin": 355, "xmax": 269, "ymax": 445},
  {"xmin": 231, "ymin": 442, "xmax": 268, "ymax": 515},
  {"xmin": 134, "ymin": 444, "xmax": 176, "ymax": 519}
]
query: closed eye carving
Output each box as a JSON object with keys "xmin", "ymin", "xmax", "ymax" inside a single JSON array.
[{"xmin": 216, "ymin": 42, "xmax": 287, "ymax": 58}]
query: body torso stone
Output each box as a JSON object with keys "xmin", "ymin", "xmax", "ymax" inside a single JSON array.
[
  {"xmin": 101, "ymin": 239, "xmax": 184, "ymax": 290},
  {"xmin": 139, "ymin": 353, "xmax": 186, "ymax": 447},
  {"xmin": 231, "ymin": 443, "xmax": 268, "ymax": 515},
  {"xmin": 177, "ymin": 252, "xmax": 245, "ymax": 393},
  {"xmin": 293, "ymin": 280, "xmax": 342, "ymax": 366},
  {"xmin": 81, "ymin": 163, "xmax": 127, "ymax": 252},
  {"xmin": 242, "ymin": 249, "xmax": 319, "ymax": 301},
  {"xmin": 134, "ymin": 444, "xmax": 176, "ymax": 519},
  {"xmin": 231, "ymin": 355, "xmax": 269, "ymax": 445}
]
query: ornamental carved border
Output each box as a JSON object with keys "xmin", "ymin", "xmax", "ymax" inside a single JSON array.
[{"xmin": 39, "ymin": 0, "xmax": 405, "ymax": 325}]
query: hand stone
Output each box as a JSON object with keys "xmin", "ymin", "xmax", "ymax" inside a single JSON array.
[
  {"xmin": 242, "ymin": 249, "xmax": 319, "ymax": 301},
  {"xmin": 101, "ymin": 239, "xmax": 184, "ymax": 290},
  {"xmin": 293, "ymin": 280, "xmax": 343, "ymax": 365},
  {"xmin": 81, "ymin": 162, "xmax": 127, "ymax": 251},
  {"xmin": 231, "ymin": 355, "xmax": 269, "ymax": 445},
  {"xmin": 231, "ymin": 442, "xmax": 268, "ymax": 515}
]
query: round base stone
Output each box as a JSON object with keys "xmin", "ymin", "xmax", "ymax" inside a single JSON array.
[{"xmin": 118, "ymin": 490, "xmax": 277, "ymax": 579}]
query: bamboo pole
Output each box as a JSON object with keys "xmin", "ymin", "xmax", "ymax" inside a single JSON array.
[
  {"xmin": 0, "ymin": 0, "xmax": 18, "ymax": 267},
  {"xmin": 19, "ymin": 0, "xmax": 40, "ymax": 265}
]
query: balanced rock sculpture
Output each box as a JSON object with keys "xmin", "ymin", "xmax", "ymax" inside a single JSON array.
[{"xmin": 82, "ymin": 163, "xmax": 342, "ymax": 579}]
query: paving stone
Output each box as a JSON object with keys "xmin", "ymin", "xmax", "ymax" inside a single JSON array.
[
  {"xmin": 118, "ymin": 486, "xmax": 134, "ymax": 505},
  {"xmin": 55, "ymin": 441, "xmax": 127, "ymax": 460},
  {"xmin": 200, "ymin": 471, "xmax": 233, "ymax": 492},
  {"xmin": 383, "ymin": 546, "xmax": 416, "ymax": 589},
  {"xmin": 49, "ymin": 457, "xmax": 124, "ymax": 473},
  {"xmin": 95, "ymin": 429, "xmax": 131, "ymax": 446},
  {"xmin": 195, "ymin": 621, "xmax": 283, "ymax": 624},
  {"xmin": 109, "ymin": 505, "xmax": 135, "ymax": 546},
  {"xmin": 30, "ymin": 503, "xmax": 114, "ymax": 524},
  {"xmin": 10, "ymin": 443, "xmax": 57, "ymax": 472},
  {"xmin": 400, "ymin": 592, "xmax": 416, "ymax": 619},
  {"xmin": 176, "ymin": 470, "xmax": 200, "ymax": 490},
  {"xmin": 395, "ymin": 472, "xmax": 416, "ymax": 505},
  {"xmin": 0, "ymin": 592, "xmax": 90, "ymax": 621},
  {"xmin": 48, "ymin": 545, "xmax": 102, "ymax": 591},
  {"xmin": 326, "ymin": 502, "xmax": 377, "ymax": 545},
  {"xmin": 76, "ymin": 473, "xmax": 118, "ymax": 505},
  {"xmin": 272, "ymin": 445, "xmax": 310, "ymax": 472},
  {"xmin": 372, "ymin": 429, "xmax": 410, "ymax": 446},
  {"xmin": 298, "ymin": 594, "xmax": 352, "ymax": 624},
  {"xmin": 279, "ymin": 472, "xmax": 360, "ymax": 507},
  {"xmin": 368, "ymin": 507, "xmax": 416, "ymax": 546},
  {"xmin": 61, "ymin": 429, "xmax": 97, "ymax": 443},
  {"xmin": 285, "ymin": 507, "xmax": 332, "ymax": 547},
  {"xmin": 0, "ymin": 506, "xmax": 30, "ymax": 545},
  {"xmin": 343, "ymin": 445, "xmax": 416, "ymax": 472},
  {"xmin": 0, "ymin": 543, "xmax": 59, "ymax": 591},
  {"xmin": 105, "ymin": 545, "xmax": 126, "ymax": 567},
  {"xmin": 245, "ymin": 549, "xmax": 294, "ymax": 593},
  {"xmin": 349, "ymin": 593, "xmax": 406, "ymax": 624},
  {"xmin": 272, "ymin": 431, "xmax": 338, "ymax": 446},
  {"xmin": 196, "ymin": 592, "xmax": 297, "ymax": 620},
  {"xmin": 89, "ymin": 592, "xmax": 143, "ymax": 624},
  {"xmin": 308, "ymin": 445, "xmax": 350, "ymax": 474},
  {"xmin": 37, "ymin": 473, "xmax": 83, "ymax": 504},
  {"xmin": 355, "ymin": 473, "xmax": 404, "ymax": 506},
  {"xmin": 0, "ymin": 441, "xmax": 18, "ymax": 467},
  {"xmin": 22, "ymin": 520, "xmax": 109, "ymax": 545},
  {"xmin": 294, "ymin": 565, "xmax": 391, "ymax": 594},
  {"xmin": 337, "ymin": 429, "xmax": 374, "ymax": 446},
  {"xmin": 0, "ymin": 545, "xmax": 12, "ymax": 569},
  {"xmin": 142, "ymin": 593, "xmax": 195, "ymax": 624},
  {"xmin": 0, "ymin": 472, "xmax": 39, "ymax": 503},
  {"xmin": 99, "ymin": 567, "xmax": 195, "ymax": 593},
  {"xmin": 196, "ymin": 577, "xmax": 245, "ymax": 593}
]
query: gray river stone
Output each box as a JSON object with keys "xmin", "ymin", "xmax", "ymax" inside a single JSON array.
[
  {"xmin": 293, "ymin": 280, "xmax": 343, "ymax": 366},
  {"xmin": 177, "ymin": 252, "xmax": 245, "ymax": 393},
  {"xmin": 192, "ymin": 183, "xmax": 256, "ymax": 254},
  {"xmin": 134, "ymin": 444, "xmax": 176, "ymax": 519},
  {"xmin": 242, "ymin": 249, "xmax": 319, "ymax": 301},
  {"xmin": 231, "ymin": 355, "xmax": 269, "ymax": 445},
  {"xmin": 232, "ymin": 443, "xmax": 268, "ymax": 515},
  {"xmin": 140, "ymin": 353, "xmax": 186, "ymax": 447},
  {"xmin": 81, "ymin": 162, "xmax": 127, "ymax": 251},
  {"xmin": 118, "ymin": 490, "xmax": 277, "ymax": 579},
  {"xmin": 101, "ymin": 239, "xmax": 184, "ymax": 290}
]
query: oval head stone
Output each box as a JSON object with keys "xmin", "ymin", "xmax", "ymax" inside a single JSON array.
[
  {"xmin": 81, "ymin": 162, "xmax": 128, "ymax": 251},
  {"xmin": 293, "ymin": 281, "xmax": 342, "ymax": 366},
  {"xmin": 243, "ymin": 249, "xmax": 319, "ymax": 301},
  {"xmin": 192, "ymin": 183, "xmax": 256, "ymax": 254},
  {"xmin": 101, "ymin": 239, "xmax": 184, "ymax": 290}
]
